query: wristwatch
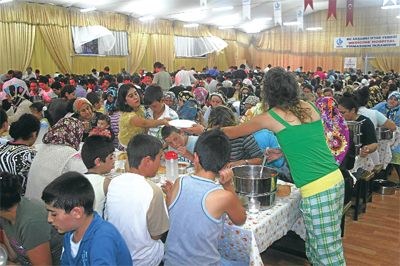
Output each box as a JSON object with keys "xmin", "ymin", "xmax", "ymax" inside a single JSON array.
[{"xmin": 244, "ymin": 159, "xmax": 249, "ymax": 165}]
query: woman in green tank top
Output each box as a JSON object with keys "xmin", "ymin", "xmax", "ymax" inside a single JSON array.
[{"xmin": 223, "ymin": 67, "xmax": 346, "ymax": 266}]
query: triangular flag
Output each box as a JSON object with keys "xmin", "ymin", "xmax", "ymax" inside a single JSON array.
[
  {"xmin": 327, "ymin": 0, "xmax": 337, "ymax": 20},
  {"xmin": 346, "ymin": 0, "xmax": 354, "ymax": 27},
  {"xmin": 304, "ymin": 0, "xmax": 313, "ymax": 11}
]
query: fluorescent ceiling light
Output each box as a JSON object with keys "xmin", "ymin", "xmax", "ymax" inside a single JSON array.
[
  {"xmin": 0, "ymin": 0, "xmax": 14, "ymax": 3},
  {"xmin": 252, "ymin": 17, "xmax": 272, "ymax": 22},
  {"xmin": 306, "ymin": 27, "xmax": 323, "ymax": 31},
  {"xmin": 283, "ymin": 21, "xmax": 301, "ymax": 26},
  {"xmin": 212, "ymin": 6, "xmax": 233, "ymax": 12},
  {"xmin": 80, "ymin": 7, "xmax": 96, "ymax": 12},
  {"xmin": 183, "ymin": 23, "xmax": 199, "ymax": 28},
  {"xmin": 219, "ymin": 26, "xmax": 233, "ymax": 29},
  {"xmin": 397, "ymin": 15, "xmax": 400, "ymax": 18},
  {"xmin": 139, "ymin": 16, "xmax": 155, "ymax": 21},
  {"xmin": 381, "ymin": 5, "xmax": 400, "ymax": 9}
]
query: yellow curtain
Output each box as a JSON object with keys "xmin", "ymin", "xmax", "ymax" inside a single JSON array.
[
  {"xmin": 207, "ymin": 52, "xmax": 219, "ymax": 69},
  {"xmin": 370, "ymin": 55, "xmax": 399, "ymax": 73},
  {"xmin": 129, "ymin": 18, "xmax": 173, "ymax": 35},
  {"xmin": 173, "ymin": 21, "xmax": 211, "ymax": 37},
  {"xmin": 209, "ymin": 26, "xmax": 237, "ymax": 41},
  {"xmin": 215, "ymin": 50, "xmax": 229, "ymax": 71},
  {"xmin": 151, "ymin": 35, "xmax": 175, "ymax": 73},
  {"xmin": 29, "ymin": 28, "xmax": 62, "ymax": 75},
  {"xmin": 174, "ymin": 58, "xmax": 207, "ymax": 72},
  {"xmin": 128, "ymin": 32, "xmax": 150, "ymax": 73},
  {"xmin": 72, "ymin": 56, "xmax": 127, "ymax": 75},
  {"xmin": 0, "ymin": 22, "xmax": 36, "ymax": 73},
  {"xmin": 253, "ymin": 7, "xmax": 400, "ymax": 72},
  {"xmin": 69, "ymin": 7, "xmax": 127, "ymax": 31},
  {"xmin": 139, "ymin": 38, "xmax": 154, "ymax": 73}
]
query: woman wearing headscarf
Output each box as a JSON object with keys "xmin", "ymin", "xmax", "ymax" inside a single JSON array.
[
  {"xmin": 203, "ymin": 91, "xmax": 227, "ymax": 126},
  {"xmin": 372, "ymin": 91, "xmax": 400, "ymax": 179},
  {"xmin": 3, "ymin": 84, "xmax": 32, "ymax": 124},
  {"xmin": 366, "ymin": 86, "xmax": 384, "ymax": 108},
  {"xmin": 72, "ymin": 97, "xmax": 102, "ymax": 141},
  {"xmin": 105, "ymin": 86, "xmax": 118, "ymax": 115},
  {"xmin": 164, "ymin": 91, "xmax": 179, "ymax": 112},
  {"xmin": 25, "ymin": 118, "xmax": 87, "ymax": 200},
  {"xmin": 193, "ymin": 86, "xmax": 208, "ymax": 108},
  {"xmin": 177, "ymin": 91, "xmax": 204, "ymax": 126}
]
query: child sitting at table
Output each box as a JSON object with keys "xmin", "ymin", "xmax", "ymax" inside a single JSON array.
[
  {"xmin": 162, "ymin": 128, "xmax": 246, "ymax": 266},
  {"xmin": 81, "ymin": 135, "xmax": 115, "ymax": 216},
  {"xmin": 161, "ymin": 126, "xmax": 197, "ymax": 163},
  {"xmin": 89, "ymin": 113, "xmax": 114, "ymax": 140},
  {"xmin": 105, "ymin": 134, "xmax": 169, "ymax": 265},
  {"xmin": 41, "ymin": 171, "xmax": 132, "ymax": 265}
]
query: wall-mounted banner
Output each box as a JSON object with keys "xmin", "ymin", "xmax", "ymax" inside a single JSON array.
[
  {"xmin": 274, "ymin": 1, "xmax": 282, "ymax": 26},
  {"xmin": 327, "ymin": 0, "xmax": 337, "ymax": 20},
  {"xmin": 304, "ymin": 0, "xmax": 313, "ymax": 11},
  {"xmin": 344, "ymin": 57, "xmax": 357, "ymax": 69},
  {"xmin": 297, "ymin": 8, "xmax": 303, "ymax": 31},
  {"xmin": 334, "ymin": 34, "xmax": 400, "ymax": 49},
  {"xmin": 243, "ymin": 0, "xmax": 251, "ymax": 20}
]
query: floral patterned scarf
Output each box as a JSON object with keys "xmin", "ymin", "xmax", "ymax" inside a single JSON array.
[
  {"xmin": 315, "ymin": 97, "xmax": 349, "ymax": 165},
  {"xmin": 42, "ymin": 117, "xmax": 84, "ymax": 151}
]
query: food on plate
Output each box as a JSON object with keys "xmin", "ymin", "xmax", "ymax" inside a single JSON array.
[
  {"xmin": 157, "ymin": 166, "xmax": 166, "ymax": 175},
  {"xmin": 118, "ymin": 152, "xmax": 127, "ymax": 160}
]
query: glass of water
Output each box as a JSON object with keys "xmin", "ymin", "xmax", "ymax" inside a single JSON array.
[{"xmin": 248, "ymin": 199, "xmax": 260, "ymax": 219}]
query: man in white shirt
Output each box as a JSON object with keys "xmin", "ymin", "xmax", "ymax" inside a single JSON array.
[
  {"xmin": 3, "ymin": 71, "xmax": 28, "ymax": 91},
  {"xmin": 175, "ymin": 66, "xmax": 196, "ymax": 87},
  {"xmin": 22, "ymin": 67, "xmax": 36, "ymax": 82},
  {"xmin": 263, "ymin": 64, "xmax": 271, "ymax": 73}
]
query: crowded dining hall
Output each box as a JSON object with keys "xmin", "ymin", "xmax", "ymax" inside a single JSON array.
[{"xmin": 0, "ymin": 0, "xmax": 399, "ymax": 265}]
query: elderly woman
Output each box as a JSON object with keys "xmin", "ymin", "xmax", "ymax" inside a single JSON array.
[
  {"xmin": 0, "ymin": 172, "xmax": 63, "ymax": 265},
  {"xmin": 72, "ymin": 97, "xmax": 102, "ymax": 141},
  {"xmin": 222, "ymin": 67, "xmax": 346, "ymax": 265},
  {"xmin": 117, "ymin": 83, "xmax": 170, "ymax": 148},
  {"xmin": 0, "ymin": 114, "xmax": 39, "ymax": 194},
  {"xmin": 372, "ymin": 91, "xmax": 400, "ymax": 179},
  {"xmin": 4, "ymin": 84, "xmax": 32, "ymax": 124},
  {"xmin": 164, "ymin": 91, "xmax": 179, "ymax": 112},
  {"xmin": 25, "ymin": 117, "xmax": 87, "ymax": 200}
]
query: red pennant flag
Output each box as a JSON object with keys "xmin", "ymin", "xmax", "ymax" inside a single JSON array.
[
  {"xmin": 304, "ymin": 0, "xmax": 313, "ymax": 11},
  {"xmin": 327, "ymin": 0, "xmax": 337, "ymax": 20},
  {"xmin": 346, "ymin": 0, "xmax": 354, "ymax": 26}
]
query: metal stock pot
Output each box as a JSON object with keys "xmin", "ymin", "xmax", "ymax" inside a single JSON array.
[
  {"xmin": 232, "ymin": 165, "xmax": 278, "ymax": 194},
  {"xmin": 375, "ymin": 127, "xmax": 393, "ymax": 140}
]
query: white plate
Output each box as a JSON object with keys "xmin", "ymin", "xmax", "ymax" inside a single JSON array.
[{"xmin": 169, "ymin": 119, "xmax": 196, "ymax": 129}]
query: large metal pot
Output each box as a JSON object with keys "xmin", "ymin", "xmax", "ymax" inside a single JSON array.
[
  {"xmin": 232, "ymin": 165, "xmax": 278, "ymax": 194},
  {"xmin": 30, "ymin": 95, "xmax": 43, "ymax": 103},
  {"xmin": 375, "ymin": 127, "xmax": 393, "ymax": 140},
  {"xmin": 238, "ymin": 189, "xmax": 277, "ymax": 208},
  {"xmin": 347, "ymin": 121, "xmax": 363, "ymax": 156},
  {"xmin": 373, "ymin": 179, "xmax": 397, "ymax": 195}
]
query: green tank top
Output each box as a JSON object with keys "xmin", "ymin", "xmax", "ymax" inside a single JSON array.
[{"xmin": 268, "ymin": 103, "xmax": 338, "ymax": 188}]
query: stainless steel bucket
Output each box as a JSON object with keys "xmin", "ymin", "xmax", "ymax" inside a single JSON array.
[
  {"xmin": 373, "ymin": 179, "xmax": 397, "ymax": 195},
  {"xmin": 238, "ymin": 189, "xmax": 277, "ymax": 208},
  {"xmin": 347, "ymin": 120, "xmax": 362, "ymax": 156},
  {"xmin": 232, "ymin": 165, "xmax": 279, "ymax": 194},
  {"xmin": 375, "ymin": 127, "xmax": 393, "ymax": 140}
]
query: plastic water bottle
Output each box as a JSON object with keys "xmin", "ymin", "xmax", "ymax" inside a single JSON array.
[{"xmin": 165, "ymin": 151, "xmax": 179, "ymax": 183}]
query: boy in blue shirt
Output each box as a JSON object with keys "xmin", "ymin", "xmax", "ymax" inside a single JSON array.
[
  {"xmin": 162, "ymin": 129, "xmax": 246, "ymax": 265},
  {"xmin": 41, "ymin": 171, "xmax": 132, "ymax": 266}
]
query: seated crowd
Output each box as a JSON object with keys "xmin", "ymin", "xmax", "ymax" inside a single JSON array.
[{"xmin": 0, "ymin": 62, "xmax": 399, "ymax": 265}]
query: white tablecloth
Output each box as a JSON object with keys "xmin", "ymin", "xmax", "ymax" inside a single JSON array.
[{"xmin": 218, "ymin": 180, "xmax": 305, "ymax": 266}]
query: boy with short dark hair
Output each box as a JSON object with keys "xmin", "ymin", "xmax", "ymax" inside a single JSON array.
[
  {"xmin": 81, "ymin": 135, "xmax": 115, "ymax": 216},
  {"xmin": 161, "ymin": 126, "xmax": 197, "ymax": 163},
  {"xmin": 144, "ymin": 85, "xmax": 178, "ymax": 139},
  {"xmin": 41, "ymin": 171, "xmax": 132, "ymax": 265},
  {"xmin": 162, "ymin": 129, "xmax": 246, "ymax": 265},
  {"xmin": 106, "ymin": 134, "xmax": 169, "ymax": 265}
]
